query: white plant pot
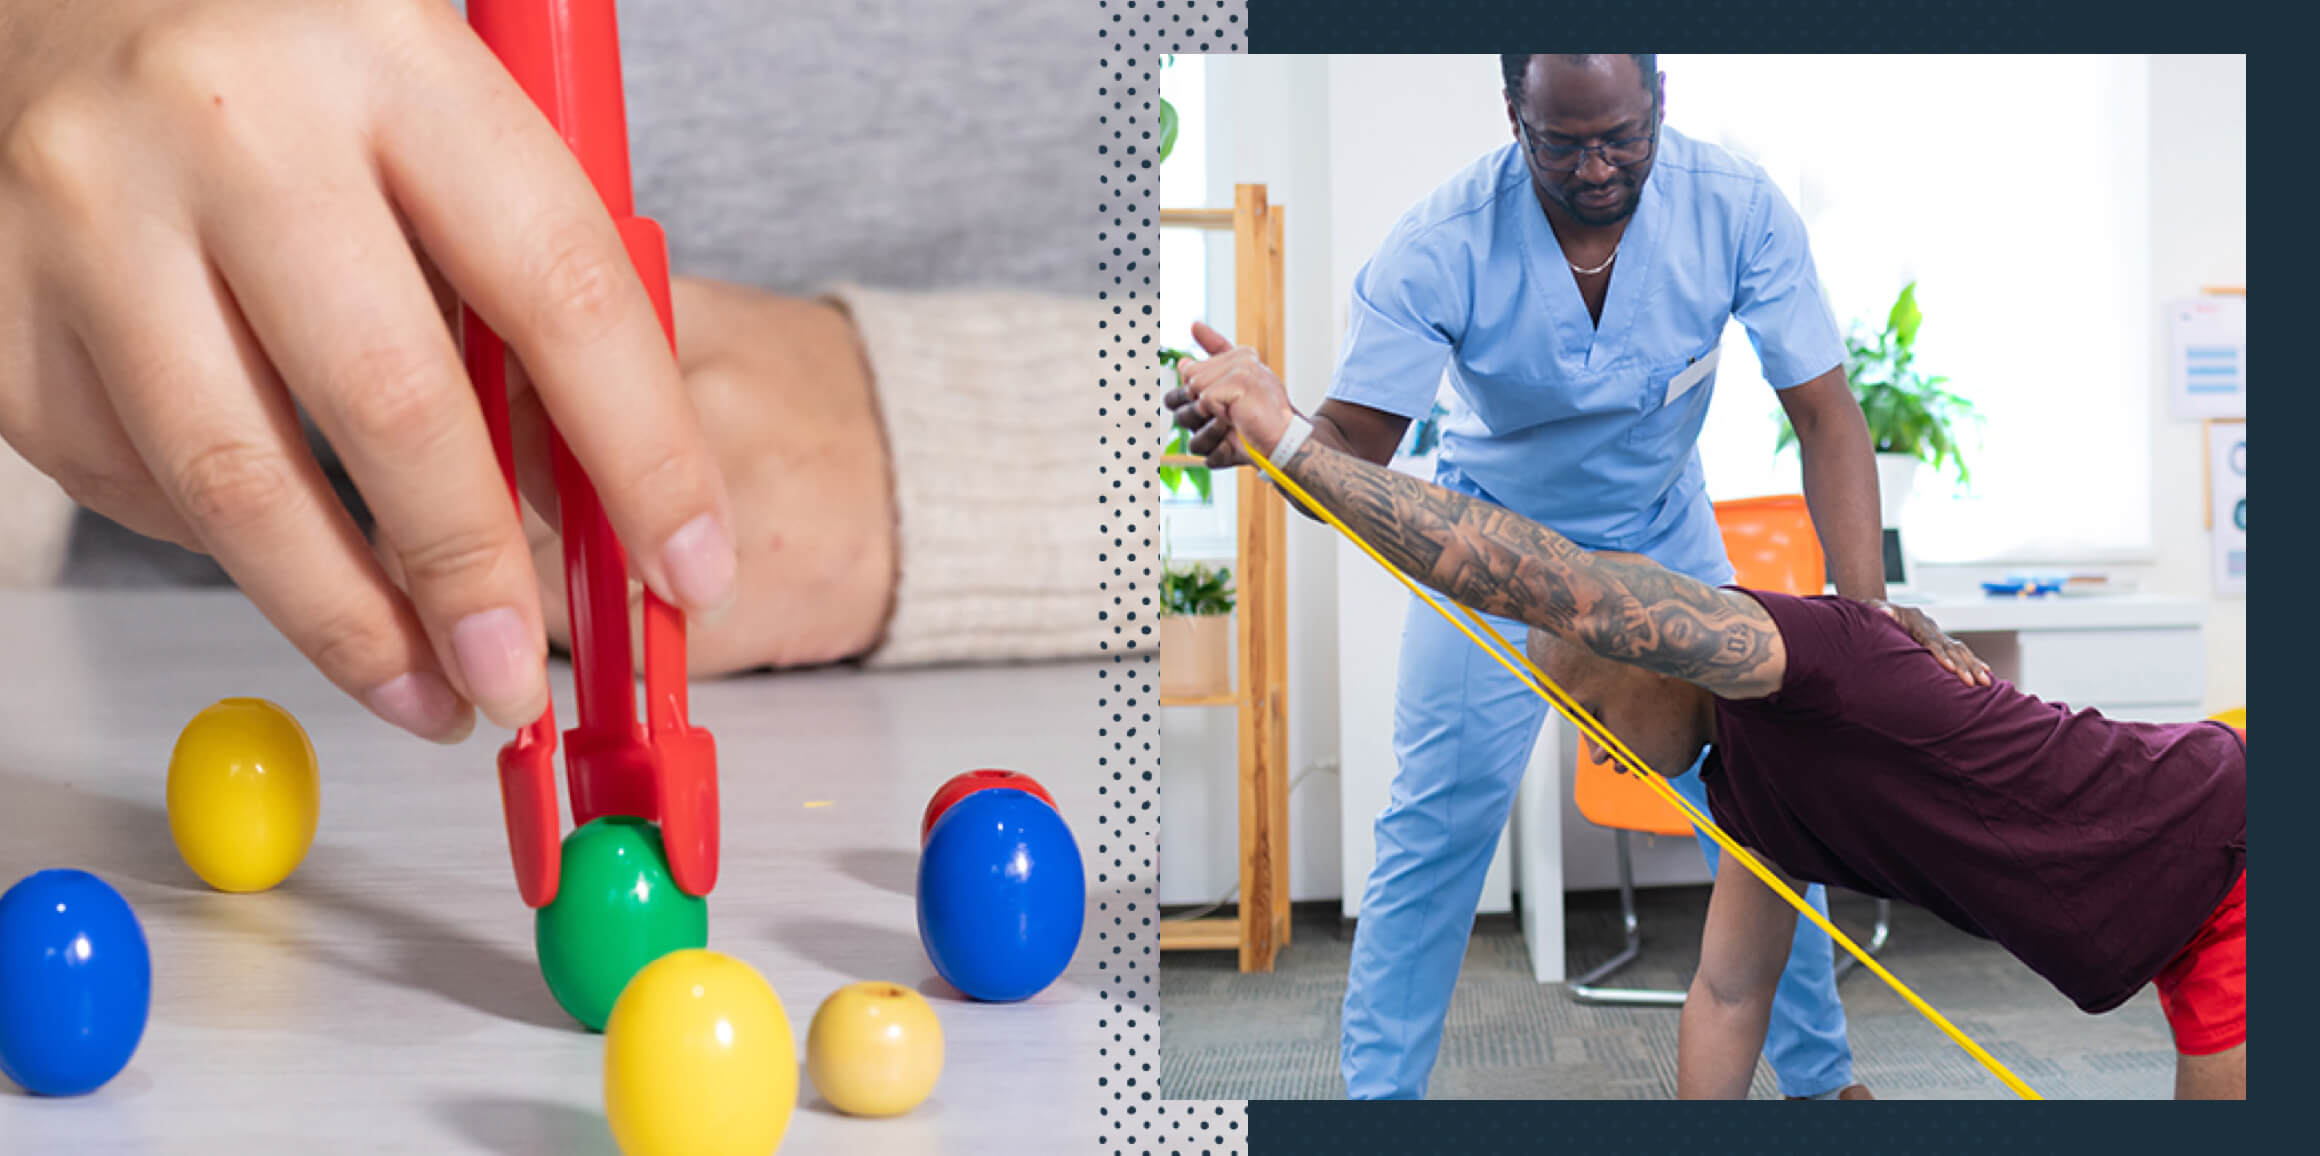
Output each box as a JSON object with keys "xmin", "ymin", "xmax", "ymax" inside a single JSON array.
[
  {"xmin": 1875, "ymin": 453, "xmax": 1921, "ymax": 530},
  {"xmin": 1158, "ymin": 612, "xmax": 1234, "ymax": 700}
]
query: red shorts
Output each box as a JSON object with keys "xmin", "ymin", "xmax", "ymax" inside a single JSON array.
[{"xmin": 2152, "ymin": 869, "xmax": 2246, "ymax": 1055}]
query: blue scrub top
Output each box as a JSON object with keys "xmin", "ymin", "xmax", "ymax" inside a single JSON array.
[{"xmin": 1326, "ymin": 126, "xmax": 1844, "ymax": 585}]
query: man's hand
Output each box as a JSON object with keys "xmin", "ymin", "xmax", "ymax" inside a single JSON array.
[
  {"xmin": 1869, "ymin": 600, "xmax": 1992, "ymax": 687},
  {"xmin": 516, "ymin": 277, "xmax": 897, "ymax": 676},
  {"xmin": 1172, "ymin": 321, "xmax": 1297, "ymax": 460},
  {"xmin": 0, "ymin": 0, "xmax": 734, "ymax": 742}
]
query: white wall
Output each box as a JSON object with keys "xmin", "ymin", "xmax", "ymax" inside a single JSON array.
[
  {"xmin": 1905, "ymin": 54, "xmax": 2245, "ymax": 711},
  {"xmin": 1324, "ymin": 56, "xmax": 1527, "ymax": 916},
  {"xmin": 1161, "ymin": 53, "xmax": 2245, "ymax": 905},
  {"xmin": 1156, "ymin": 55, "xmax": 1344, "ymax": 906},
  {"xmin": 2143, "ymin": 54, "xmax": 2247, "ymax": 712}
]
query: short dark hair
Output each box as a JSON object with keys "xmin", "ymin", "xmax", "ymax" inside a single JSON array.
[{"xmin": 1501, "ymin": 54, "xmax": 1657, "ymax": 105}]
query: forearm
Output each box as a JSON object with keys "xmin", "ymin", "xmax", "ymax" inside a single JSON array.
[
  {"xmin": 1272, "ymin": 437, "xmax": 1781, "ymax": 691},
  {"xmin": 1268, "ymin": 402, "xmax": 1404, "ymax": 524},
  {"xmin": 830, "ymin": 284, "xmax": 1106, "ymax": 668},
  {"xmin": 1677, "ymin": 984, "xmax": 1774, "ymax": 1099},
  {"xmin": 1794, "ymin": 407, "xmax": 1887, "ymax": 600}
]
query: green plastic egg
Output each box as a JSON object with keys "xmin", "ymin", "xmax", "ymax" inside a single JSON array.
[{"xmin": 534, "ymin": 816, "xmax": 708, "ymax": 1031}]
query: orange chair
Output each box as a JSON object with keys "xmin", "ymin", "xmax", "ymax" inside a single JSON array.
[{"xmin": 1568, "ymin": 495, "xmax": 1891, "ymax": 1004}]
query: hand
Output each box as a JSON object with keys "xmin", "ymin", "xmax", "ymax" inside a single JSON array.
[
  {"xmin": 0, "ymin": 0, "xmax": 734, "ymax": 742},
  {"xmin": 1172, "ymin": 321, "xmax": 1296, "ymax": 461},
  {"xmin": 515, "ymin": 279, "xmax": 896, "ymax": 676},
  {"xmin": 1869, "ymin": 600, "xmax": 1992, "ymax": 687},
  {"xmin": 1162, "ymin": 323, "xmax": 1251, "ymax": 468}
]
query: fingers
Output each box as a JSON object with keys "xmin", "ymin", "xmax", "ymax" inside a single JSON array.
[
  {"xmin": 68, "ymin": 233, "xmax": 474, "ymax": 744},
  {"xmin": 374, "ymin": 25, "xmax": 735, "ymax": 621},
  {"xmin": 1932, "ymin": 641, "xmax": 1973, "ymax": 685},
  {"xmin": 1944, "ymin": 638, "xmax": 1994, "ymax": 687},
  {"xmin": 1883, "ymin": 602, "xmax": 1994, "ymax": 688},
  {"xmin": 1164, "ymin": 387, "xmax": 1210, "ymax": 437},
  {"xmin": 1190, "ymin": 320, "xmax": 1233, "ymax": 356},
  {"xmin": 504, "ymin": 358, "xmax": 562, "ymax": 532},
  {"xmin": 204, "ymin": 161, "xmax": 548, "ymax": 730},
  {"xmin": 1186, "ymin": 415, "xmax": 1236, "ymax": 457}
]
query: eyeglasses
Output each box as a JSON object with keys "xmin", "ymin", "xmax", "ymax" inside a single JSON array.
[{"xmin": 1516, "ymin": 112, "xmax": 1657, "ymax": 174}]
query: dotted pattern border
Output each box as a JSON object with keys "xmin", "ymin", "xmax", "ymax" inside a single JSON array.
[{"xmin": 1095, "ymin": 4, "xmax": 1247, "ymax": 1155}]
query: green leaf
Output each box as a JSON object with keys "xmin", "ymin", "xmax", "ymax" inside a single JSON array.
[
  {"xmin": 1160, "ymin": 560, "xmax": 1237, "ymax": 616},
  {"xmin": 1158, "ymin": 98, "xmax": 1180, "ymax": 166},
  {"xmin": 1189, "ymin": 465, "xmax": 1212, "ymax": 503},
  {"xmin": 1157, "ymin": 464, "xmax": 1183, "ymax": 495},
  {"xmin": 1889, "ymin": 282, "xmax": 1922, "ymax": 349}
]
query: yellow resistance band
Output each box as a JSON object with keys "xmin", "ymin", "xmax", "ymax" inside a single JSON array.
[{"xmin": 1239, "ymin": 434, "xmax": 2042, "ymax": 1100}]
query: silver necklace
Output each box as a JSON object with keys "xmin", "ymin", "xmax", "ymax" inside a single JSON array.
[{"xmin": 1570, "ymin": 245, "xmax": 1619, "ymax": 276}]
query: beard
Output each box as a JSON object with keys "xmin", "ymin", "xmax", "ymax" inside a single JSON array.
[{"xmin": 1554, "ymin": 175, "xmax": 1643, "ymax": 226}]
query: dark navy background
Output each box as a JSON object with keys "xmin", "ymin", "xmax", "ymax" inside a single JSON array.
[{"xmin": 1247, "ymin": 0, "xmax": 2258, "ymax": 51}]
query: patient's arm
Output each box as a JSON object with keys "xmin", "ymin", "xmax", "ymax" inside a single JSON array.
[
  {"xmin": 1679, "ymin": 853, "xmax": 1801, "ymax": 1098},
  {"xmin": 1273, "ymin": 438, "xmax": 1788, "ymax": 699}
]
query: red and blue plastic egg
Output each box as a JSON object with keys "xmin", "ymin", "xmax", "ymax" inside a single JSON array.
[{"xmin": 916, "ymin": 783, "xmax": 1082, "ymax": 1003}]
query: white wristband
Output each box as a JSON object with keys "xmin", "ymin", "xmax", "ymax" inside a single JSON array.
[{"xmin": 1266, "ymin": 413, "xmax": 1315, "ymax": 467}]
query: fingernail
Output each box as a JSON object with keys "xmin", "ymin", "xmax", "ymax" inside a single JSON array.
[
  {"xmin": 366, "ymin": 670, "xmax": 468, "ymax": 743},
  {"xmin": 659, "ymin": 512, "xmax": 738, "ymax": 617},
  {"xmin": 452, "ymin": 607, "xmax": 543, "ymax": 724}
]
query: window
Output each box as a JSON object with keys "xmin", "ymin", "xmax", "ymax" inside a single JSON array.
[
  {"xmin": 1665, "ymin": 55, "xmax": 2154, "ymax": 563},
  {"xmin": 1158, "ymin": 54, "xmax": 1239, "ymax": 563}
]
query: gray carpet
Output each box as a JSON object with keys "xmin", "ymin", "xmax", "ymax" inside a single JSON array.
[{"xmin": 1160, "ymin": 887, "xmax": 2183, "ymax": 1100}]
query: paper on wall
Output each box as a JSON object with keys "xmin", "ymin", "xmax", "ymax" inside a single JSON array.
[
  {"xmin": 2208, "ymin": 419, "xmax": 2246, "ymax": 596},
  {"xmin": 2172, "ymin": 296, "xmax": 2246, "ymax": 420}
]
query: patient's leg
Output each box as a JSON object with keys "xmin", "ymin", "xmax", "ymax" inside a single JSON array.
[{"xmin": 2175, "ymin": 1042, "xmax": 2245, "ymax": 1100}]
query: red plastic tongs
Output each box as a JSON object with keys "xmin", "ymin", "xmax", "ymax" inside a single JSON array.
[{"xmin": 459, "ymin": 0, "xmax": 718, "ymax": 908}]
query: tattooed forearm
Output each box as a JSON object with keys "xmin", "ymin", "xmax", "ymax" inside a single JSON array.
[{"xmin": 1276, "ymin": 440, "xmax": 1785, "ymax": 696}]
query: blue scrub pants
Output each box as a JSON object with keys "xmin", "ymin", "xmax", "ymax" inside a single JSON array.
[{"xmin": 1339, "ymin": 594, "xmax": 1855, "ymax": 1099}]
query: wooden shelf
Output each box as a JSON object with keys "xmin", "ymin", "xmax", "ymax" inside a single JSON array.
[
  {"xmin": 1160, "ymin": 207, "xmax": 1235, "ymax": 230},
  {"xmin": 1159, "ymin": 917, "xmax": 1242, "ymax": 951},
  {"xmin": 1160, "ymin": 693, "xmax": 1240, "ymax": 708},
  {"xmin": 1155, "ymin": 184, "xmax": 1293, "ymax": 974}
]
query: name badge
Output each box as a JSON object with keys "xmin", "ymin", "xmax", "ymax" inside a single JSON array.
[{"xmin": 1664, "ymin": 346, "xmax": 1722, "ymax": 407}]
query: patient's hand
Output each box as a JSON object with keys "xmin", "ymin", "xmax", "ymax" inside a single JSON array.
[
  {"xmin": 1870, "ymin": 600, "xmax": 1992, "ymax": 687},
  {"xmin": 517, "ymin": 277, "xmax": 897, "ymax": 675}
]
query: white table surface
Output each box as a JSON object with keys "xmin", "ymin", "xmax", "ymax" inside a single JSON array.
[
  {"xmin": 1888, "ymin": 590, "xmax": 2208, "ymax": 633},
  {"xmin": 0, "ymin": 590, "xmax": 1108, "ymax": 1154}
]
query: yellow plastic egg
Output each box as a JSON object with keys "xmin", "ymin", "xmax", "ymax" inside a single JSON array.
[
  {"xmin": 604, "ymin": 949, "xmax": 797, "ymax": 1156},
  {"xmin": 166, "ymin": 697, "xmax": 320, "ymax": 892},
  {"xmin": 806, "ymin": 981, "xmax": 944, "ymax": 1116}
]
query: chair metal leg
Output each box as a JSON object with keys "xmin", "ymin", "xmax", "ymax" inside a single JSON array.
[
  {"xmin": 1832, "ymin": 897, "xmax": 1892, "ymax": 982},
  {"xmin": 1568, "ymin": 831, "xmax": 1688, "ymax": 1007}
]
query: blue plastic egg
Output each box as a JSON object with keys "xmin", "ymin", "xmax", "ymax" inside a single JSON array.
[
  {"xmin": 916, "ymin": 788, "xmax": 1085, "ymax": 1002},
  {"xmin": 0, "ymin": 869, "xmax": 152, "ymax": 1095}
]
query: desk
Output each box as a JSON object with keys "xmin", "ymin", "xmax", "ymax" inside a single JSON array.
[
  {"xmin": 0, "ymin": 591, "xmax": 1106, "ymax": 1153},
  {"xmin": 1503, "ymin": 592, "xmax": 2207, "ymax": 983}
]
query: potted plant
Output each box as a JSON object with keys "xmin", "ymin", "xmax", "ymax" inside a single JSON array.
[
  {"xmin": 1777, "ymin": 281, "xmax": 1978, "ymax": 527},
  {"xmin": 1159, "ymin": 560, "xmax": 1235, "ymax": 699}
]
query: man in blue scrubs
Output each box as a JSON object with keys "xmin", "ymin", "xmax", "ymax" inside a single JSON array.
[{"xmin": 1168, "ymin": 54, "xmax": 1990, "ymax": 1099}]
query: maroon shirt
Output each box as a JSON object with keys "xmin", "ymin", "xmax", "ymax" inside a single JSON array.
[{"xmin": 1702, "ymin": 591, "xmax": 2245, "ymax": 1014}]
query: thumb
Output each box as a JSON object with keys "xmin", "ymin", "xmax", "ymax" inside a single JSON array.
[{"xmin": 1190, "ymin": 320, "xmax": 1234, "ymax": 357}]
